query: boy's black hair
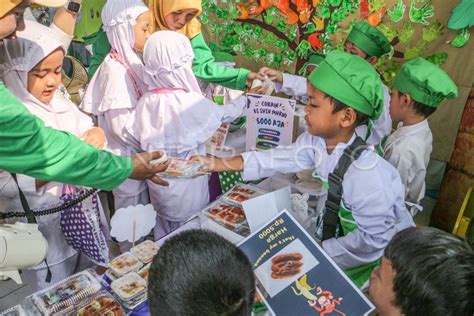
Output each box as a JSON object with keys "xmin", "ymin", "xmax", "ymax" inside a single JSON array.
[
  {"xmin": 148, "ymin": 229, "xmax": 256, "ymax": 316},
  {"xmin": 384, "ymin": 227, "xmax": 474, "ymax": 316},
  {"xmin": 323, "ymin": 93, "xmax": 369, "ymax": 127},
  {"xmin": 411, "ymin": 100, "xmax": 437, "ymax": 118}
]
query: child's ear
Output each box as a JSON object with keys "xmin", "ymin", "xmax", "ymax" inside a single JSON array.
[
  {"xmin": 401, "ymin": 93, "xmax": 413, "ymax": 108},
  {"xmin": 340, "ymin": 107, "xmax": 357, "ymax": 128}
]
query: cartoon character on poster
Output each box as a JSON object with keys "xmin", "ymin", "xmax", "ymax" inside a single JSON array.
[{"xmin": 292, "ymin": 275, "xmax": 345, "ymax": 316}]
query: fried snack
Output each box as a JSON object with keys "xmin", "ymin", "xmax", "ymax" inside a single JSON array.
[
  {"xmin": 76, "ymin": 295, "xmax": 124, "ymax": 316},
  {"xmin": 208, "ymin": 203, "xmax": 246, "ymax": 225},
  {"xmin": 270, "ymin": 253, "xmax": 303, "ymax": 279}
]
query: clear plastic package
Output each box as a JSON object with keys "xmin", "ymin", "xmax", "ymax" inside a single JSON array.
[
  {"xmin": 203, "ymin": 200, "xmax": 250, "ymax": 236},
  {"xmin": 138, "ymin": 263, "xmax": 151, "ymax": 281},
  {"xmin": 0, "ymin": 305, "xmax": 24, "ymax": 316},
  {"xmin": 221, "ymin": 183, "xmax": 266, "ymax": 206},
  {"xmin": 32, "ymin": 269, "xmax": 102, "ymax": 315},
  {"xmin": 131, "ymin": 240, "xmax": 159, "ymax": 264},
  {"xmin": 75, "ymin": 291, "xmax": 124, "ymax": 315},
  {"xmin": 158, "ymin": 158, "xmax": 208, "ymax": 179},
  {"xmin": 108, "ymin": 252, "xmax": 142, "ymax": 277},
  {"xmin": 110, "ymin": 272, "xmax": 147, "ymax": 310}
]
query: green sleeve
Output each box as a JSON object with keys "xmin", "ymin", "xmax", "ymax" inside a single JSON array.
[
  {"xmin": 191, "ymin": 33, "xmax": 250, "ymax": 91},
  {"xmin": 88, "ymin": 27, "xmax": 111, "ymax": 80},
  {"xmin": 0, "ymin": 83, "xmax": 132, "ymax": 191}
]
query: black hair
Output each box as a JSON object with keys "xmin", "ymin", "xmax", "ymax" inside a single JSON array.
[
  {"xmin": 384, "ymin": 227, "xmax": 474, "ymax": 316},
  {"xmin": 411, "ymin": 100, "xmax": 437, "ymax": 118},
  {"xmin": 148, "ymin": 229, "xmax": 256, "ymax": 316},
  {"xmin": 323, "ymin": 93, "xmax": 369, "ymax": 127}
]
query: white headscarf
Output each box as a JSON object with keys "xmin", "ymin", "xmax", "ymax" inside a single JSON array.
[
  {"xmin": 81, "ymin": 0, "xmax": 148, "ymax": 114},
  {"xmin": 143, "ymin": 30, "xmax": 201, "ymax": 93},
  {"xmin": 133, "ymin": 31, "xmax": 225, "ymax": 154},
  {"xmin": 0, "ymin": 21, "xmax": 75, "ymax": 119}
]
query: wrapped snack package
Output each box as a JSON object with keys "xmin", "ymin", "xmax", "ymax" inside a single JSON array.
[
  {"xmin": 158, "ymin": 158, "xmax": 208, "ymax": 179},
  {"xmin": 222, "ymin": 183, "xmax": 266, "ymax": 206},
  {"xmin": 76, "ymin": 291, "xmax": 124, "ymax": 316},
  {"xmin": 110, "ymin": 272, "xmax": 147, "ymax": 310},
  {"xmin": 109, "ymin": 252, "xmax": 142, "ymax": 278},
  {"xmin": 131, "ymin": 240, "xmax": 159, "ymax": 264}
]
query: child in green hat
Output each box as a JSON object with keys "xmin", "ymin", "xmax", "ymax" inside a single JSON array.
[
  {"xmin": 382, "ymin": 58, "xmax": 458, "ymax": 216},
  {"xmin": 195, "ymin": 51, "xmax": 415, "ymax": 288},
  {"xmin": 258, "ymin": 22, "xmax": 393, "ymax": 147}
]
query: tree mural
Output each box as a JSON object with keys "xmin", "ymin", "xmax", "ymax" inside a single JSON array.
[{"xmin": 201, "ymin": 0, "xmax": 453, "ymax": 87}]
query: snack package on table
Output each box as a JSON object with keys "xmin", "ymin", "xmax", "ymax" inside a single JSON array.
[
  {"xmin": 222, "ymin": 183, "xmax": 266, "ymax": 206},
  {"xmin": 138, "ymin": 263, "xmax": 151, "ymax": 281},
  {"xmin": 131, "ymin": 240, "xmax": 160, "ymax": 264},
  {"xmin": 32, "ymin": 269, "xmax": 102, "ymax": 315},
  {"xmin": 108, "ymin": 252, "xmax": 143, "ymax": 278},
  {"xmin": 203, "ymin": 200, "xmax": 250, "ymax": 236},
  {"xmin": 110, "ymin": 272, "xmax": 148, "ymax": 310},
  {"xmin": 158, "ymin": 158, "xmax": 209, "ymax": 179},
  {"xmin": 76, "ymin": 291, "xmax": 124, "ymax": 316}
]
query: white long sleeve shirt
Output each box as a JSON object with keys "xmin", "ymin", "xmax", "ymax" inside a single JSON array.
[{"xmin": 241, "ymin": 132, "xmax": 415, "ymax": 269}]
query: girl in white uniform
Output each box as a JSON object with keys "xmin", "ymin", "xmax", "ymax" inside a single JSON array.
[
  {"xmin": 0, "ymin": 21, "xmax": 108, "ymax": 291},
  {"xmin": 82, "ymin": 0, "xmax": 151, "ymax": 212},
  {"xmin": 132, "ymin": 31, "xmax": 247, "ymax": 239}
]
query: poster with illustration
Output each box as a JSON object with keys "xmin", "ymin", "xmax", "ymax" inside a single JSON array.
[
  {"xmin": 238, "ymin": 210, "xmax": 374, "ymax": 316},
  {"xmin": 246, "ymin": 94, "xmax": 296, "ymax": 151}
]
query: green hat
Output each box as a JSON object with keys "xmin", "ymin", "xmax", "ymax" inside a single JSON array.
[
  {"xmin": 346, "ymin": 22, "xmax": 391, "ymax": 57},
  {"xmin": 299, "ymin": 52, "xmax": 326, "ymax": 76},
  {"xmin": 208, "ymin": 42, "xmax": 236, "ymax": 63},
  {"xmin": 308, "ymin": 51, "xmax": 383, "ymax": 120},
  {"xmin": 394, "ymin": 57, "xmax": 458, "ymax": 107}
]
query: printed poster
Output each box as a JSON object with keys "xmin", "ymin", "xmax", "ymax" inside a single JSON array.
[
  {"xmin": 238, "ymin": 210, "xmax": 375, "ymax": 316},
  {"xmin": 246, "ymin": 94, "xmax": 296, "ymax": 151}
]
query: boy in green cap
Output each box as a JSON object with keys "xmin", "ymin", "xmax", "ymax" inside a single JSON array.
[
  {"xmin": 259, "ymin": 22, "xmax": 393, "ymax": 146},
  {"xmin": 382, "ymin": 58, "xmax": 458, "ymax": 216},
  {"xmin": 196, "ymin": 51, "xmax": 415, "ymax": 288}
]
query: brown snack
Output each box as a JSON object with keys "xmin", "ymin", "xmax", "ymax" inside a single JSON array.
[
  {"xmin": 271, "ymin": 260, "xmax": 303, "ymax": 272},
  {"xmin": 271, "ymin": 268, "xmax": 301, "ymax": 279},
  {"xmin": 271, "ymin": 253, "xmax": 303, "ymax": 265},
  {"xmin": 76, "ymin": 296, "xmax": 124, "ymax": 316}
]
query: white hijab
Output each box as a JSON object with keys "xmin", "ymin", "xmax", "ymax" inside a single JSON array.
[
  {"xmin": 0, "ymin": 21, "xmax": 81, "ymax": 124},
  {"xmin": 134, "ymin": 31, "xmax": 224, "ymax": 154},
  {"xmin": 82, "ymin": 0, "xmax": 148, "ymax": 114}
]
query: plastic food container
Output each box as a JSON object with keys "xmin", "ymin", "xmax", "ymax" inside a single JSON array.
[
  {"xmin": 108, "ymin": 252, "xmax": 142, "ymax": 277},
  {"xmin": 76, "ymin": 291, "xmax": 124, "ymax": 316},
  {"xmin": 221, "ymin": 183, "xmax": 266, "ymax": 206},
  {"xmin": 131, "ymin": 240, "xmax": 159, "ymax": 264}
]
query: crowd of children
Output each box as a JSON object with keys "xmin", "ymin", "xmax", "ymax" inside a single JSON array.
[{"xmin": 0, "ymin": 0, "xmax": 472, "ymax": 314}]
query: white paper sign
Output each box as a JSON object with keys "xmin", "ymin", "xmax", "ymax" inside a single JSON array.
[
  {"xmin": 246, "ymin": 94, "xmax": 296, "ymax": 151},
  {"xmin": 242, "ymin": 186, "xmax": 292, "ymax": 232},
  {"xmin": 110, "ymin": 204, "xmax": 157, "ymax": 242}
]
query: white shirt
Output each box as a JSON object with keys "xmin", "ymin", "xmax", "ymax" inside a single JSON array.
[
  {"xmin": 241, "ymin": 132, "xmax": 415, "ymax": 269},
  {"xmin": 275, "ymin": 73, "xmax": 392, "ymax": 146},
  {"xmin": 0, "ymin": 89, "xmax": 96, "ymax": 268},
  {"xmin": 383, "ymin": 119, "xmax": 432, "ymax": 216}
]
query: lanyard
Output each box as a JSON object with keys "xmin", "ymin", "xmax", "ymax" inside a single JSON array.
[{"xmin": 109, "ymin": 49, "xmax": 143, "ymax": 99}]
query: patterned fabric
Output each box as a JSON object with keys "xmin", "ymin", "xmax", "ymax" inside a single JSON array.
[
  {"xmin": 218, "ymin": 171, "xmax": 244, "ymax": 192},
  {"xmin": 60, "ymin": 188, "xmax": 109, "ymax": 266}
]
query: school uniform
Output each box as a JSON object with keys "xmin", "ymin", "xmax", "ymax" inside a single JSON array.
[{"xmin": 134, "ymin": 31, "xmax": 247, "ymax": 240}]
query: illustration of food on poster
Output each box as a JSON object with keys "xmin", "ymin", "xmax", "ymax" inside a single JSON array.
[
  {"xmin": 246, "ymin": 94, "xmax": 296, "ymax": 151},
  {"xmin": 238, "ymin": 210, "xmax": 374, "ymax": 316}
]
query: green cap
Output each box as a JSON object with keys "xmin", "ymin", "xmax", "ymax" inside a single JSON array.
[
  {"xmin": 208, "ymin": 42, "xmax": 235, "ymax": 63},
  {"xmin": 299, "ymin": 52, "xmax": 326, "ymax": 76},
  {"xmin": 346, "ymin": 22, "xmax": 391, "ymax": 57},
  {"xmin": 308, "ymin": 51, "xmax": 383, "ymax": 120},
  {"xmin": 394, "ymin": 57, "xmax": 458, "ymax": 107}
]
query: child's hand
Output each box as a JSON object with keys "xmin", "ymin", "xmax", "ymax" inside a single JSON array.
[
  {"xmin": 83, "ymin": 127, "xmax": 106, "ymax": 149},
  {"xmin": 130, "ymin": 151, "xmax": 170, "ymax": 186},
  {"xmin": 246, "ymin": 71, "xmax": 259, "ymax": 89},
  {"xmin": 191, "ymin": 155, "xmax": 244, "ymax": 173},
  {"xmin": 258, "ymin": 67, "xmax": 283, "ymax": 83}
]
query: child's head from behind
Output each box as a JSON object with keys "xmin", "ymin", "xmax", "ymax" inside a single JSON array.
[
  {"xmin": 305, "ymin": 51, "xmax": 383, "ymax": 139},
  {"xmin": 369, "ymin": 227, "xmax": 474, "ymax": 316},
  {"xmin": 27, "ymin": 47, "xmax": 64, "ymax": 103},
  {"xmin": 148, "ymin": 229, "xmax": 256, "ymax": 316},
  {"xmin": 102, "ymin": 0, "xmax": 150, "ymax": 53},
  {"xmin": 389, "ymin": 57, "xmax": 458, "ymax": 124},
  {"xmin": 143, "ymin": 31, "xmax": 201, "ymax": 92}
]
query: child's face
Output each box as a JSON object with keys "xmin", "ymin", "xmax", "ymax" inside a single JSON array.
[
  {"xmin": 164, "ymin": 9, "xmax": 198, "ymax": 31},
  {"xmin": 389, "ymin": 89, "xmax": 408, "ymax": 124},
  {"xmin": 27, "ymin": 48, "xmax": 64, "ymax": 103},
  {"xmin": 134, "ymin": 11, "xmax": 151, "ymax": 52},
  {"xmin": 304, "ymin": 83, "xmax": 345, "ymax": 138},
  {"xmin": 344, "ymin": 41, "xmax": 367, "ymax": 59},
  {"xmin": 368, "ymin": 257, "xmax": 401, "ymax": 315}
]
